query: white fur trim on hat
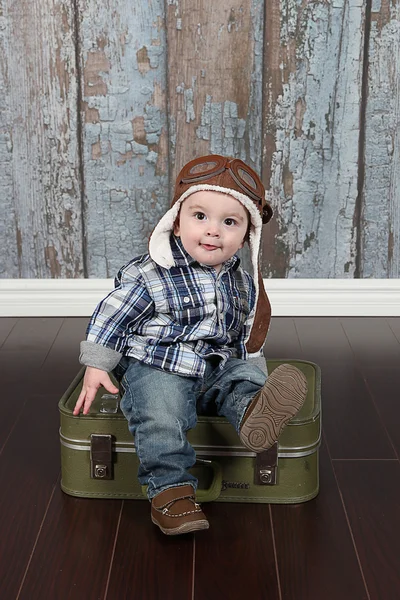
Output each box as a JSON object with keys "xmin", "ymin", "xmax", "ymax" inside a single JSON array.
[
  {"xmin": 149, "ymin": 184, "xmax": 262, "ymax": 270},
  {"xmin": 148, "ymin": 184, "xmax": 265, "ymax": 352},
  {"xmin": 148, "ymin": 185, "xmax": 263, "ymax": 345}
]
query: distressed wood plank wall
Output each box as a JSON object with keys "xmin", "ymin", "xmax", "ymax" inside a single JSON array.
[
  {"xmin": 1, "ymin": 0, "xmax": 83, "ymax": 278},
  {"xmin": 361, "ymin": 0, "xmax": 400, "ymax": 277},
  {"xmin": 166, "ymin": 0, "xmax": 264, "ymax": 177},
  {"xmin": 263, "ymin": 0, "xmax": 366, "ymax": 277},
  {"xmin": 1, "ymin": 0, "xmax": 399, "ymax": 279},
  {"xmin": 79, "ymin": 0, "xmax": 169, "ymax": 277}
]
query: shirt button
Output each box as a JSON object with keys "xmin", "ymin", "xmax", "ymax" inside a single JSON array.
[{"xmin": 183, "ymin": 296, "xmax": 190, "ymax": 303}]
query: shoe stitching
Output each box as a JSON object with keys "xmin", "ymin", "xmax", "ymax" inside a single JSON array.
[
  {"xmin": 154, "ymin": 497, "xmax": 203, "ymax": 518},
  {"xmin": 159, "ymin": 507, "xmax": 204, "ymax": 518}
]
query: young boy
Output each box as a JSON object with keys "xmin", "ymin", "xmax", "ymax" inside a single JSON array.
[{"xmin": 73, "ymin": 155, "xmax": 307, "ymax": 535}]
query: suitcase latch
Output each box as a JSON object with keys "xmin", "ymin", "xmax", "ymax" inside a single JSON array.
[
  {"xmin": 255, "ymin": 442, "xmax": 278, "ymax": 485},
  {"xmin": 90, "ymin": 434, "xmax": 113, "ymax": 480}
]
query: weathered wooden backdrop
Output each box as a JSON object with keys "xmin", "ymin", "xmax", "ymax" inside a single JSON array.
[{"xmin": 1, "ymin": 0, "xmax": 399, "ymax": 279}]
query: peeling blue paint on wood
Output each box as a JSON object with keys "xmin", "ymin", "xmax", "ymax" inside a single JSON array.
[
  {"xmin": 167, "ymin": 0, "xmax": 264, "ymax": 183},
  {"xmin": 361, "ymin": 5, "xmax": 400, "ymax": 277},
  {"xmin": 80, "ymin": 0, "xmax": 169, "ymax": 277},
  {"xmin": 0, "ymin": 0, "xmax": 83, "ymax": 278},
  {"xmin": 266, "ymin": 0, "xmax": 365, "ymax": 278}
]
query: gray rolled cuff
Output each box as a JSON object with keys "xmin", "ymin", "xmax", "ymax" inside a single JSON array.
[
  {"xmin": 248, "ymin": 354, "xmax": 269, "ymax": 376},
  {"xmin": 79, "ymin": 340, "xmax": 122, "ymax": 372}
]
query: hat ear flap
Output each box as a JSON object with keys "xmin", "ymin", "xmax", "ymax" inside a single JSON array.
[{"xmin": 245, "ymin": 268, "xmax": 271, "ymax": 353}]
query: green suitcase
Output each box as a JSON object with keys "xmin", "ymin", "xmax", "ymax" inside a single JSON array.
[{"xmin": 59, "ymin": 359, "xmax": 321, "ymax": 504}]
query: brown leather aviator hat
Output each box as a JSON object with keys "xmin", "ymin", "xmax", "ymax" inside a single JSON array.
[{"xmin": 149, "ymin": 154, "xmax": 273, "ymax": 354}]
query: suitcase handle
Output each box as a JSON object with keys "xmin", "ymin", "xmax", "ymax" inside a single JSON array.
[
  {"xmin": 194, "ymin": 459, "xmax": 222, "ymax": 503},
  {"xmin": 140, "ymin": 458, "xmax": 223, "ymax": 503}
]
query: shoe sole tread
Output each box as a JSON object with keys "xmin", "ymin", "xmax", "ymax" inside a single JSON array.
[{"xmin": 239, "ymin": 364, "xmax": 308, "ymax": 453}]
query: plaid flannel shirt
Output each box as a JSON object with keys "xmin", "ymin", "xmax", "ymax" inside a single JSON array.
[{"xmin": 84, "ymin": 235, "xmax": 256, "ymax": 378}]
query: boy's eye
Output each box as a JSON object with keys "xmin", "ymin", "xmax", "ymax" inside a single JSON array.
[
  {"xmin": 224, "ymin": 218, "xmax": 237, "ymax": 226},
  {"xmin": 194, "ymin": 212, "xmax": 206, "ymax": 220}
]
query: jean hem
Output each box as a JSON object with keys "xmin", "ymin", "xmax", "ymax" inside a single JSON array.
[{"xmin": 236, "ymin": 394, "xmax": 255, "ymax": 432}]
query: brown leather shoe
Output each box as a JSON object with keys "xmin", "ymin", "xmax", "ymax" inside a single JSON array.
[
  {"xmin": 151, "ymin": 485, "xmax": 209, "ymax": 535},
  {"xmin": 240, "ymin": 364, "xmax": 308, "ymax": 453}
]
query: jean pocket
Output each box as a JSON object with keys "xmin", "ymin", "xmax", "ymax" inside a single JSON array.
[{"xmin": 119, "ymin": 385, "xmax": 130, "ymax": 418}]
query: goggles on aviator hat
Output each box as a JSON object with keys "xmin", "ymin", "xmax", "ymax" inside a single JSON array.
[{"xmin": 173, "ymin": 155, "xmax": 273, "ymax": 225}]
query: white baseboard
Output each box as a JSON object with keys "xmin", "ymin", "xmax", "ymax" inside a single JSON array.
[{"xmin": 1, "ymin": 279, "xmax": 400, "ymax": 317}]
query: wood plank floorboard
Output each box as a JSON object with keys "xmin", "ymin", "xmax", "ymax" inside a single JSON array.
[
  {"xmin": 0, "ymin": 318, "xmax": 87, "ymax": 599},
  {"xmin": 0, "ymin": 318, "xmax": 63, "ymax": 449},
  {"xmin": 17, "ymin": 491, "xmax": 123, "ymax": 600},
  {"xmin": 386, "ymin": 317, "xmax": 400, "ymax": 344},
  {"xmin": 0, "ymin": 317, "xmax": 18, "ymax": 347},
  {"xmin": 194, "ymin": 503, "xmax": 280, "ymax": 600},
  {"xmin": 0, "ymin": 319, "xmax": 85, "ymax": 453},
  {"xmin": 35, "ymin": 317, "xmax": 87, "ymax": 392},
  {"xmin": 0, "ymin": 357, "xmax": 42, "ymax": 451},
  {"xmin": 361, "ymin": 367, "xmax": 400, "ymax": 458},
  {"xmin": 1, "ymin": 318, "xmax": 64, "ymax": 354},
  {"xmin": 333, "ymin": 460, "xmax": 400, "ymax": 600},
  {"xmin": 264, "ymin": 317, "xmax": 302, "ymax": 359},
  {"xmin": 0, "ymin": 393, "xmax": 62, "ymax": 599},
  {"xmin": 319, "ymin": 362, "xmax": 394, "ymax": 459},
  {"xmin": 293, "ymin": 317, "xmax": 354, "ymax": 363},
  {"xmin": 271, "ymin": 440, "xmax": 368, "ymax": 600},
  {"xmin": 340, "ymin": 318, "xmax": 400, "ymax": 367},
  {"xmin": 106, "ymin": 501, "xmax": 194, "ymax": 600},
  {"xmin": 0, "ymin": 316, "xmax": 400, "ymax": 600}
]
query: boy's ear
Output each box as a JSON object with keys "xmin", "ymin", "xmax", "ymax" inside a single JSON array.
[
  {"xmin": 243, "ymin": 220, "xmax": 251, "ymax": 245},
  {"xmin": 173, "ymin": 216, "xmax": 180, "ymax": 236}
]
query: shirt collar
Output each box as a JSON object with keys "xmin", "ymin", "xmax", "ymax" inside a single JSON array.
[{"xmin": 170, "ymin": 234, "xmax": 240, "ymax": 272}]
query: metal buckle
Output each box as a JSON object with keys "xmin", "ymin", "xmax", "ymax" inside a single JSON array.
[
  {"xmin": 90, "ymin": 434, "xmax": 113, "ymax": 480},
  {"xmin": 255, "ymin": 442, "xmax": 278, "ymax": 485}
]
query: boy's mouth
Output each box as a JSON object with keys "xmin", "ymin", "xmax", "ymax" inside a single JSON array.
[{"xmin": 201, "ymin": 243, "xmax": 220, "ymax": 251}]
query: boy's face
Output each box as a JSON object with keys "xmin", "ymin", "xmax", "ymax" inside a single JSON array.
[{"xmin": 173, "ymin": 190, "xmax": 249, "ymax": 272}]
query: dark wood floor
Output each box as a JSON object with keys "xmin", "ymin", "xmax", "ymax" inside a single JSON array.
[{"xmin": 1, "ymin": 317, "xmax": 400, "ymax": 600}]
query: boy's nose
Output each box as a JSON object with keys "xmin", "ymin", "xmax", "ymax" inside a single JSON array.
[{"xmin": 206, "ymin": 223, "xmax": 220, "ymax": 237}]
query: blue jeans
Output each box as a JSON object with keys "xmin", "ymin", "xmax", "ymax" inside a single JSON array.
[{"xmin": 116, "ymin": 356, "xmax": 266, "ymax": 499}]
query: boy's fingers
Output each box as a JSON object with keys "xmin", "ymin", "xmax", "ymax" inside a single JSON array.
[
  {"xmin": 106, "ymin": 382, "xmax": 119, "ymax": 394},
  {"xmin": 101, "ymin": 374, "xmax": 119, "ymax": 395},
  {"xmin": 82, "ymin": 388, "xmax": 97, "ymax": 415},
  {"xmin": 73, "ymin": 389, "xmax": 86, "ymax": 415},
  {"xmin": 73, "ymin": 375, "xmax": 118, "ymax": 416},
  {"xmin": 74, "ymin": 386, "xmax": 97, "ymax": 415}
]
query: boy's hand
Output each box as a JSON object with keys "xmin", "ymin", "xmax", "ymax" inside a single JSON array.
[{"xmin": 73, "ymin": 366, "xmax": 119, "ymax": 416}]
